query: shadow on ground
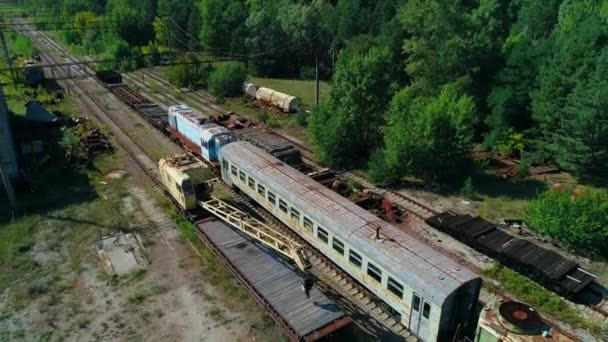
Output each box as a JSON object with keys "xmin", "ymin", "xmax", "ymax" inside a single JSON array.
[
  {"xmin": 472, "ymin": 171, "xmax": 548, "ymax": 200},
  {"xmin": 0, "ymin": 109, "xmax": 99, "ymax": 221}
]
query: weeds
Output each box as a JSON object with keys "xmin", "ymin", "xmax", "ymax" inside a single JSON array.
[
  {"xmin": 208, "ymin": 306, "xmax": 224, "ymax": 321},
  {"xmin": 481, "ymin": 262, "xmax": 601, "ymax": 334},
  {"xmin": 127, "ymin": 287, "xmax": 149, "ymax": 305}
]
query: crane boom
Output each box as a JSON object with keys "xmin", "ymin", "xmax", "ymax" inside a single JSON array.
[{"xmin": 199, "ymin": 197, "xmax": 310, "ymax": 272}]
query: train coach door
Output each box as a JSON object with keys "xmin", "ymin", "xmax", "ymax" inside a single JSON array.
[{"xmin": 410, "ymin": 293, "xmax": 431, "ymax": 341}]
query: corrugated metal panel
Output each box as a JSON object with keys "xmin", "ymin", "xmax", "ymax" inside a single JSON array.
[
  {"xmin": 221, "ymin": 141, "xmax": 478, "ymax": 304},
  {"xmin": 198, "ymin": 219, "xmax": 347, "ymax": 338},
  {"xmin": 426, "ymin": 212, "xmax": 595, "ymax": 295}
]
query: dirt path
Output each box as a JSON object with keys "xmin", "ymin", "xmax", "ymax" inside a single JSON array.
[{"xmin": 129, "ymin": 186, "xmax": 250, "ymax": 342}]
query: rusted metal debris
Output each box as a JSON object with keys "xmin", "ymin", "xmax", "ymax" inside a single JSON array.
[
  {"xmin": 353, "ymin": 191, "xmax": 408, "ymax": 224},
  {"xmin": 492, "ymin": 157, "xmax": 560, "ymax": 180},
  {"xmin": 210, "ymin": 112, "xmax": 254, "ymax": 130},
  {"xmin": 80, "ymin": 127, "xmax": 112, "ymax": 155}
]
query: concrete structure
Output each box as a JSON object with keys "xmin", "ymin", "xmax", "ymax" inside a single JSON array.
[{"xmin": 0, "ymin": 86, "xmax": 18, "ymax": 179}]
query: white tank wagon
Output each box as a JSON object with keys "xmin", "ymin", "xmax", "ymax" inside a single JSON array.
[
  {"xmin": 255, "ymin": 87, "xmax": 300, "ymax": 113},
  {"xmin": 219, "ymin": 141, "xmax": 482, "ymax": 342},
  {"xmin": 242, "ymin": 81, "xmax": 257, "ymax": 98}
]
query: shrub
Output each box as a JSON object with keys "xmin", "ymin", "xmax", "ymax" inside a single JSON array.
[
  {"xmin": 167, "ymin": 55, "xmax": 199, "ymax": 88},
  {"xmin": 296, "ymin": 109, "xmax": 308, "ymax": 127},
  {"xmin": 368, "ymin": 150, "xmax": 400, "ymax": 187},
  {"xmin": 299, "ymin": 65, "xmax": 315, "ymax": 80},
  {"xmin": 208, "ymin": 62, "xmax": 248, "ymax": 98},
  {"xmin": 496, "ymin": 128, "xmax": 526, "ymax": 157},
  {"xmin": 517, "ymin": 159, "xmax": 531, "ymax": 178},
  {"xmin": 525, "ymin": 186, "xmax": 608, "ymax": 257},
  {"xmin": 197, "ymin": 64, "xmax": 214, "ymax": 89},
  {"xmin": 460, "ymin": 176, "xmax": 474, "ymax": 198}
]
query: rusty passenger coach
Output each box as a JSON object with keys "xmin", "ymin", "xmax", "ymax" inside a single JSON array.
[{"xmin": 220, "ymin": 141, "xmax": 481, "ymax": 342}]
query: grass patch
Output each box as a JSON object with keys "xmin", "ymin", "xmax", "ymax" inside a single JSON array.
[
  {"xmin": 481, "ymin": 262, "xmax": 601, "ymax": 334},
  {"xmin": 208, "ymin": 306, "xmax": 224, "ymax": 320},
  {"xmin": 127, "ymin": 287, "xmax": 149, "ymax": 305},
  {"xmin": 249, "ymin": 77, "xmax": 330, "ymax": 108}
]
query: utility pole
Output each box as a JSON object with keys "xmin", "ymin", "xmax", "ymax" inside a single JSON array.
[{"xmin": 0, "ymin": 31, "xmax": 18, "ymax": 90}]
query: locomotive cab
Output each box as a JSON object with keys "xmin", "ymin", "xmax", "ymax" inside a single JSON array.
[
  {"xmin": 159, "ymin": 155, "xmax": 213, "ymax": 213},
  {"xmin": 200, "ymin": 124, "xmax": 235, "ymax": 163}
]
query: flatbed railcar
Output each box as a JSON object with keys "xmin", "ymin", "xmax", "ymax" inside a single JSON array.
[
  {"xmin": 233, "ymin": 127, "xmax": 303, "ymax": 166},
  {"xmin": 96, "ymin": 71, "xmax": 169, "ymax": 129},
  {"xmin": 220, "ymin": 141, "xmax": 482, "ymax": 342},
  {"xmin": 426, "ymin": 212, "xmax": 596, "ymax": 297}
]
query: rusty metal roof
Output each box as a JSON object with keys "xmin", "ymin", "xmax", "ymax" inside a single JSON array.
[
  {"xmin": 222, "ymin": 142, "xmax": 480, "ymax": 304},
  {"xmin": 200, "ymin": 123, "xmax": 232, "ymax": 141},
  {"xmin": 169, "ymin": 104, "xmax": 206, "ymax": 126}
]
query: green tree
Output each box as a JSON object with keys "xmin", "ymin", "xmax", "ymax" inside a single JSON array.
[
  {"xmin": 156, "ymin": 0, "xmax": 199, "ymax": 49},
  {"xmin": 531, "ymin": 1, "xmax": 608, "ymax": 178},
  {"xmin": 399, "ymin": 0, "xmax": 510, "ymax": 92},
  {"xmin": 200, "ymin": 0, "xmax": 247, "ymax": 54},
  {"xmin": 369, "ymin": 82, "xmax": 476, "ymax": 185},
  {"xmin": 484, "ymin": 0, "xmax": 561, "ymax": 147},
  {"xmin": 207, "ymin": 62, "xmax": 247, "ymax": 98},
  {"xmin": 525, "ymin": 186, "xmax": 608, "ymax": 257},
  {"xmin": 308, "ymin": 47, "xmax": 393, "ymax": 167},
  {"xmin": 335, "ymin": 0, "xmax": 367, "ymax": 42},
  {"xmin": 167, "ymin": 54, "xmax": 199, "ymax": 88}
]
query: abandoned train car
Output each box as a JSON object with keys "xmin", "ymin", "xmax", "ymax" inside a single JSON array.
[{"xmin": 220, "ymin": 141, "xmax": 482, "ymax": 342}]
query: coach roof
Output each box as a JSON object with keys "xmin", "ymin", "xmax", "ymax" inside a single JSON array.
[{"xmin": 222, "ymin": 141, "xmax": 479, "ymax": 303}]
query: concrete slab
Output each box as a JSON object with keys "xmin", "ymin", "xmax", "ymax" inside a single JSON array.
[{"xmin": 97, "ymin": 232, "xmax": 145, "ymax": 276}]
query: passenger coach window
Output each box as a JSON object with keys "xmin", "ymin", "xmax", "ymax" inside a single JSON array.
[
  {"xmin": 291, "ymin": 208, "xmax": 300, "ymax": 221},
  {"xmin": 239, "ymin": 171, "xmax": 246, "ymax": 182},
  {"xmin": 349, "ymin": 250, "xmax": 362, "ymax": 268},
  {"xmin": 278, "ymin": 199, "xmax": 288, "ymax": 213},
  {"xmin": 367, "ymin": 263, "xmax": 382, "ymax": 283},
  {"xmin": 231, "ymin": 165, "xmax": 238, "ymax": 176},
  {"xmin": 332, "ymin": 238, "xmax": 344, "ymax": 255},
  {"xmin": 423, "ymin": 303, "xmax": 431, "ymax": 319},
  {"xmin": 257, "ymin": 184, "xmax": 266, "ymax": 196},
  {"xmin": 248, "ymin": 177, "xmax": 255, "ymax": 189},
  {"xmin": 267, "ymin": 191, "xmax": 276, "ymax": 205},
  {"xmin": 387, "ymin": 277, "xmax": 404, "ymax": 299},
  {"xmin": 317, "ymin": 227, "xmax": 328, "ymax": 244},
  {"xmin": 303, "ymin": 217, "xmax": 313, "ymax": 231}
]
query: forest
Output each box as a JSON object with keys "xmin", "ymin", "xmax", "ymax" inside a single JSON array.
[
  {"xmin": 10, "ymin": 0, "xmax": 608, "ymax": 255},
  {"xmin": 16, "ymin": 0, "xmax": 607, "ymax": 185}
]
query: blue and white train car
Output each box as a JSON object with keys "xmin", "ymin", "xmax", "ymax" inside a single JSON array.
[
  {"xmin": 167, "ymin": 105, "xmax": 234, "ymax": 163},
  {"xmin": 220, "ymin": 141, "xmax": 482, "ymax": 342},
  {"xmin": 199, "ymin": 123, "xmax": 235, "ymax": 162}
]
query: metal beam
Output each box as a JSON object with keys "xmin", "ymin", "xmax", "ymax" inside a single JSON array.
[{"xmin": 199, "ymin": 197, "xmax": 310, "ymax": 271}]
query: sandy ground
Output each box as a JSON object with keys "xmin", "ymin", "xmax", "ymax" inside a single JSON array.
[{"xmin": 0, "ymin": 177, "xmax": 251, "ymax": 342}]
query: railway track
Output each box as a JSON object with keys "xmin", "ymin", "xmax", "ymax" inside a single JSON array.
[
  {"xmin": 24, "ymin": 24, "xmax": 605, "ymax": 340},
  {"xmin": 18, "ymin": 22, "xmax": 422, "ymax": 341},
  {"xmin": 19, "ymin": 24, "xmax": 165, "ymax": 186},
  {"xmin": 213, "ymin": 183, "xmax": 417, "ymax": 340}
]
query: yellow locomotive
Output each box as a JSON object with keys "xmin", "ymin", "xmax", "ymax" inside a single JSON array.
[{"xmin": 158, "ymin": 154, "xmax": 212, "ymax": 211}]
